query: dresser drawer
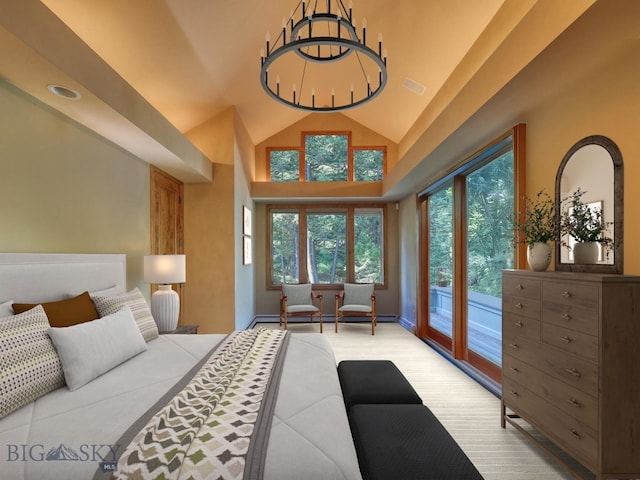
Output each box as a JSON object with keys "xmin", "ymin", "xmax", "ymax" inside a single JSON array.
[
  {"xmin": 542, "ymin": 302, "xmax": 598, "ymax": 336},
  {"xmin": 503, "ymin": 295, "xmax": 540, "ymax": 320},
  {"xmin": 542, "ymin": 323, "xmax": 598, "ymax": 362},
  {"xmin": 502, "ymin": 335, "xmax": 540, "ymax": 368},
  {"xmin": 503, "ymin": 313, "xmax": 540, "ymax": 341},
  {"xmin": 538, "ymin": 343, "xmax": 598, "ymax": 394},
  {"xmin": 503, "ymin": 276, "xmax": 541, "ymax": 300},
  {"xmin": 543, "ymin": 281, "xmax": 598, "ymax": 310},
  {"xmin": 503, "ymin": 377, "xmax": 597, "ymax": 466},
  {"xmin": 503, "ymin": 354, "xmax": 597, "ymax": 430}
]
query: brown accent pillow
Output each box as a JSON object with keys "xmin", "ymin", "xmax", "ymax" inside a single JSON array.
[{"xmin": 12, "ymin": 291, "xmax": 99, "ymax": 327}]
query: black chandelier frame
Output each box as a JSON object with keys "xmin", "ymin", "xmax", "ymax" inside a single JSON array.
[{"xmin": 260, "ymin": 0, "xmax": 388, "ymax": 112}]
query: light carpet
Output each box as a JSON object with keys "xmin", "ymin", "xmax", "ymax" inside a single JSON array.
[{"xmin": 256, "ymin": 321, "xmax": 595, "ymax": 480}]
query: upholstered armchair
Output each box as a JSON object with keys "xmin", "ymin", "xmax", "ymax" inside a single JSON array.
[
  {"xmin": 280, "ymin": 283, "xmax": 324, "ymax": 332},
  {"xmin": 335, "ymin": 283, "xmax": 377, "ymax": 335}
]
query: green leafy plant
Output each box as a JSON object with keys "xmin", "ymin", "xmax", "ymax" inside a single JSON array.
[
  {"xmin": 560, "ymin": 188, "xmax": 613, "ymax": 248},
  {"xmin": 513, "ymin": 190, "xmax": 558, "ymax": 247}
]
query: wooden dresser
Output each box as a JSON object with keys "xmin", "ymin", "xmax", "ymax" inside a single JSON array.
[{"xmin": 501, "ymin": 270, "xmax": 640, "ymax": 479}]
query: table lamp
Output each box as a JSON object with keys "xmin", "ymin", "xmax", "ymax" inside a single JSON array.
[{"xmin": 143, "ymin": 254, "xmax": 186, "ymax": 332}]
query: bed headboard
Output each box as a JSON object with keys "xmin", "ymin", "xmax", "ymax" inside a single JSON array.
[{"xmin": 0, "ymin": 253, "xmax": 126, "ymax": 303}]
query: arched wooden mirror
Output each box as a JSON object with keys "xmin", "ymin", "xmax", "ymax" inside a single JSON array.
[{"xmin": 555, "ymin": 135, "xmax": 623, "ymax": 273}]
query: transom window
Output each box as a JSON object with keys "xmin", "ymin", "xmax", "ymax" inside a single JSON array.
[
  {"xmin": 267, "ymin": 131, "xmax": 386, "ymax": 182},
  {"xmin": 268, "ymin": 204, "xmax": 386, "ymax": 287}
]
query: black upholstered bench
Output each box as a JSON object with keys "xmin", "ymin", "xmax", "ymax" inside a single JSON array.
[
  {"xmin": 337, "ymin": 360, "xmax": 422, "ymax": 410},
  {"xmin": 348, "ymin": 404, "xmax": 484, "ymax": 480}
]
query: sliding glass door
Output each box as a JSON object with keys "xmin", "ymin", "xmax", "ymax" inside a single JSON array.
[
  {"xmin": 419, "ymin": 126, "xmax": 523, "ymax": 382},
  {"xmin": 465, "ymin": 153, "xmax": 514, "ymax": 368},
  {"xmin": 427, "ymin": 183, "xmax": 454, "ymax": 349}
]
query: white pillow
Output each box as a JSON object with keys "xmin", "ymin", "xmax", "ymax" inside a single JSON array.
[
  {"xmin": 48, "ymin": 306, "xmax": 147, "ymax": 391},
  {"xmin": 0, "ymin": 300, "xmax": 14, "ymax": 318}
]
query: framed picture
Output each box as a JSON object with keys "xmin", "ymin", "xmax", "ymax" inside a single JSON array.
[
  {"xmin": 243, "ymin": 206, "xmax": 252, "ymax": 237},
  {"xmin": 243, "ymin": 236, "xmax": 252, "ymax": 265}
]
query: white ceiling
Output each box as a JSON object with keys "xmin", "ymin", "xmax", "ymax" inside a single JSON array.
[{"xmin": 39, "ymin": 0, "xmax": 505, "ymax": 145}]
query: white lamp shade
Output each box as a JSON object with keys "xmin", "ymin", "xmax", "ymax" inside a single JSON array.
[{"xmin": 144, "ymin": 254, "xmax": 186, "ymax": 284}]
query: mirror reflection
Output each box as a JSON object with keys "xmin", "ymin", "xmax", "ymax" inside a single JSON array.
[
  {"xmin": 554, "ymin": 135, "xmax": 623, "ymax": 274},
  {"xmin": 559, "ymin": 144, "xmax": 614, "ymax": 265}
]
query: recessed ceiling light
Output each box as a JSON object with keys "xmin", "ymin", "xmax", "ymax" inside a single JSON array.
[
  {"xmin": 47, "ymin": 84, "xmax": 82, "ymax": 100},
  {"xmin": 403, "ymin": 78, "xmax": 426, "ymax": 96}
]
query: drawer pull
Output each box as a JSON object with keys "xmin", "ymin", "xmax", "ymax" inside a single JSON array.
[
  {"xmin": 567, "ymin": 398, "xmax": 582, "ymax": 408},
  {"xmin": 562, "ymin": 313, "xmax": 572, "ymax": 321},
  {"xmin": 560, "ymin": 335, "xmax": 572, "ymax": 344},
  {"xmin": 569, "ymin": 429, "xmax": 582, "ymax": 440},
  {"xmin": 562, "ymin": 291, "xmax": 572, "ymax": 298},
  {"xmin": 515, "ymin": 321, "xmax": 523, "ymax": 328},
  {"xmin": 515, "ymin": 303, "xmax": 523, "ymax": 309},
  {"xmin": 509, "ymin": 343, "xmax": 520, "ymax": 350},
  {"xmin": 509, "ymin": 367, "xmax": 520, "ymax": 374},
  {"xmin": 565, "ymin": 368, "xmax": 581, "ymax": 378},
  {"xmin": 510, "ymin": 390, "xmax": 520, "ymax": 397},
  {"xmin": 516, "ymin": 284, "xmax": 524, "ymax": 290}
]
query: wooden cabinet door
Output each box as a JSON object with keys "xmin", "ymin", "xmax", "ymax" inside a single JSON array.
[{"xmin": 150, "ymin": 166, "xmax": 185, "ymax": 324}]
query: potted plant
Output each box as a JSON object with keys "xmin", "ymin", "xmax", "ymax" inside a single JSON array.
[
  {"xmin": 560, "ymin": 188, "xmax": 613, "ymax": 264},
  {"xmin": 513, "ymin": 190, "xmax": 557, "ymax": 271}
]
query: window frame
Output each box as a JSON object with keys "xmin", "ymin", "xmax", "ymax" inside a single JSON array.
[
  {"xmin": 267, "ymin": 203, "xmax": 388, "ymax": 289},
  {"xmin": 266, "ymin": 131, "xmax": 386, "ymax": 182},
  {"xmin": 417, "ymin": 124, "xmax": 526, "ymax": 384}
]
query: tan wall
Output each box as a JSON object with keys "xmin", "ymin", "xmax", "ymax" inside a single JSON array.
[
  {"xmin": 397, "ymin": 25, "xmax": 640, "ymax": 328},
  {"xmin": 233, "ymin": 113, "xmax": 256, "ymax": 330},
  {"xmin": 0, "ymin": 80, "xmax": 149, "ymax": 292},
  {"xmin": 184, "ymin": 110, "xmax": 236, "ymax": 333}
]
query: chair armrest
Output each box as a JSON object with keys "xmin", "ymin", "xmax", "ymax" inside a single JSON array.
[
  {"xmin": 335, "ymin": 291, "xmax": 345, "ymax": 300},
  {"xmin": 312, "ymin": 291, "xmax": 323, "ymax": 300}
]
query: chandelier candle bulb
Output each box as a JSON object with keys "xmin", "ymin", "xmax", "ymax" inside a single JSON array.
[
  {"xmin": 266, "ymin": 32, "xmax": 270, "ymax": 55},
  {"xmin": 378, "ymin": 32, "xmax": 382, "ymax": 56},
  {"xmin": 332, "ymin": 88, "xmax": 335, "ymax": 108},
  {"xmin": 362, "ymin": 17, "xmax": 366, "ymax": 44},
  {"xmin": 282, "ymin": 18, "xmax": 287, "ymax": 44},
  {"xmin": 276, "ymin": 75, "xmax": 280, "ymax": 96},
  {"xmin": 312, "ymin": 88, "xmax": 315, "ymax": 108}
]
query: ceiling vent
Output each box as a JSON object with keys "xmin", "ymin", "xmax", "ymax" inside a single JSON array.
[{"xmin": 403, "ymin": 78, "xmax": 425, "ymax": 96}]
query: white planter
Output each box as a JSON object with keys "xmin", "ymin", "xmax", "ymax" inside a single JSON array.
[
  {"xmin": 573, "ymin": 241, "xmax": 599, "ymax": 264},
  {"xmin": 527, "ymin": 242, "xmax": 552, "ymax": 271}
]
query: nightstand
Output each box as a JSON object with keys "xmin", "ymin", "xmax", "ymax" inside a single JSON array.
[{"xmin": 161, "ymin": 325, "xmax": 199, "ymax": 335}]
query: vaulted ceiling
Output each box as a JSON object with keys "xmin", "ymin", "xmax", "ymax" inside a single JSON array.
[
  {"xmin": 4, "ymin": 0, "xmax": 634, "ymax": 195},
  {"xmin": 39, "ymin": 0, "xmax": 505, "ymax": 145}
]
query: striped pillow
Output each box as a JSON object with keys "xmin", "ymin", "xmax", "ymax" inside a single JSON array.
[
  {"xmin": 0, "ymin": 305, "xmax": 65, "ymax": 419},
  {"xmin": 92, "ymin": 288, "xmax": 159, "ymax": 342}
]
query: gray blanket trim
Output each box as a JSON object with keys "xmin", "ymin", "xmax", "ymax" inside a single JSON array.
[
  {"xmin": 91, "ymin": 334, "xmax": 231, "ymax": 480},
  {"xmin": 244, "ymin": 331, "xmax": 291, "ymax": 480}
]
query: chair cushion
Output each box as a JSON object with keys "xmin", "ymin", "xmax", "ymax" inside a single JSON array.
[
  {"xmin": 338, "ymin": 304, "xmax": 372, "ymax": 313},
  {"xmin": 338, "ymin": 360, "xmax": 422, "ymax": 409},
  {"xmin": 282, "ymin": 283, "xmax": 312, "ymax": 306},
  {"xmin": 287, "ymin": 305, "xmax": 319, "ymax": 314},
  {"xmin": 348, "ymin": 404, "xmax": 484, "ymax": 480},
  {"xmin": 343, "ymin": 283, "xmax": 374, "ymax": 306}
]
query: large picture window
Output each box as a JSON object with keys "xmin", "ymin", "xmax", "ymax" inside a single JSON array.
[
  {"xmin": 267, "ymin": 131, "xmax": 386, "ymax": 182},
  {"xmin": 268, "ymin": 205, "xmax": 386, "ymax": 287}
]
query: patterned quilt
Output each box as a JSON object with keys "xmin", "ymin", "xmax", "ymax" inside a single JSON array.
[{"xmin": 108, "ymin": 328, "xmax": 289, "ymax": 480}]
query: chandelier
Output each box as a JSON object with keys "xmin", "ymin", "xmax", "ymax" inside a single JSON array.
[{"xmin": 260, "ymin": 0, "xmax": 387, "ymax": 112}]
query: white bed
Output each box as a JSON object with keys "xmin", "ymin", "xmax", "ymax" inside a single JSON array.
[{"xmin": 0, "ymin": 253, "xmax": 362, "ymax": 480}]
